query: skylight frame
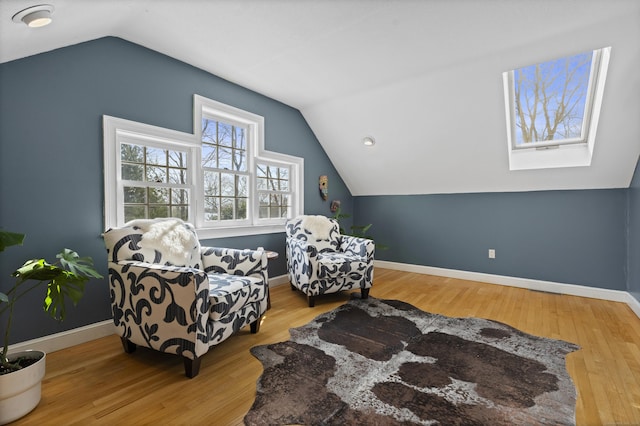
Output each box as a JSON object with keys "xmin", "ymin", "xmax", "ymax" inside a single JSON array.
[{"xmin": 503, "ymin": 47, "xmax": 611, "ymax": 171}]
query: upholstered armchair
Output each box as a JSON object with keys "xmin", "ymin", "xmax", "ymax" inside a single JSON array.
[
  {"xmin": 285, "ymin": 215, "xmax": 375, "ymax": 307},
  {"xmin": 102, "ymin": 218, "xmax": 268, "ymax": 378}
]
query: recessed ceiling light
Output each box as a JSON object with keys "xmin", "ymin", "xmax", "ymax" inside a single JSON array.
[
  {"xmin": 362, "ymin": 136, "xmax": 376, "ymax": 146},
  {"xmin": 12, "ymin": 4, "xmax": 54, "ymax": 28}
]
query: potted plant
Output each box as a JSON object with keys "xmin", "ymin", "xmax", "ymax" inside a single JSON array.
[
  {"xmin": 0, "ymin": 229, "xmax": 102, "ymax": 424},
  {"xmin": 332, "ymin": 206, "xmax": 388, "ymax": 250}
]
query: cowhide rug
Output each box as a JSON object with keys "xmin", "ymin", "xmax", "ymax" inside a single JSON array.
[{"xmin": 244, "ymin": 297, "xmax": 580, "ymax": 425}]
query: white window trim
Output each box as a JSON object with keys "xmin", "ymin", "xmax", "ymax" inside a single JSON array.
[
  {"xmin": 103, "ymin": 96, "xmax": 304, "ymax": 238},
  {"xmin": 103, "ymin": 115, "xmax": 199, "ymax": 229},
  {"xmin": 503, "ymin": 47, "xmax": 611, "ymax": 171},
  {"xmin": 193, "ymin": 95, "xmax": 303, "ymax": 238},
  {"xmin": 255, "ymin": 157, "xmax": 296, "ymax": 225}
]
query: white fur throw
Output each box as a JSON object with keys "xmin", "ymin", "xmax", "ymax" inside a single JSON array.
[
  {"xmin": 301, "ymin": 215, "xmax": 334, "ymax": 240},
  {"xmin": 132, "ymin": 218, "xmax": 200, "ymax": 266}
]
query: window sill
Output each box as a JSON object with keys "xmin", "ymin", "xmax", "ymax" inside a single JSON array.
[
  {"xmin": 196, "ymin": 223, "xmax": 286, "ymax": 240},
  {"xmin": 508, "ymin": 142, "xmax": 593, "ymax": 171}
]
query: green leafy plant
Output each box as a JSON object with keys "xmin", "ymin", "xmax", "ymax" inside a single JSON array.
[
  {"xmin": 0, "ymin": 230, "xmax": 103, "ymax": 374},
  {"xmin": 332, "ymin": 207, "xmax": 388, "ymax": 250}
]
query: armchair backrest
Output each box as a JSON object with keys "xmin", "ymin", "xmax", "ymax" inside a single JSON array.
[
  {"xmin": 103, "ymin": 218, "xmax": 202, "ymax": 268},
  {"xmin": 285, "ymin": 215, "xmax": 340, "ymax": 252}
]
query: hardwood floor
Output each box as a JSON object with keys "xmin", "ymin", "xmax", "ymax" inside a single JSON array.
[{"xmin": 11, "ymin": 268, "xmax": 640, "ymax": 425}]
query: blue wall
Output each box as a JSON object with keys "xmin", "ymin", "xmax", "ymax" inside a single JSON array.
[
  {"xmin": 628, "ymin": 158, "xmax": 640, "ymax": 301},
  {"xmin": 0, "ymin": 37, "xmax": 349, "ymax": 343},
  {"xmin": 1, "ymin": 36, "xmax": 638, "ymax": 345},
  {"xmin": 355, "ymin": 189, "xmax": 628, "ymax": 290}
]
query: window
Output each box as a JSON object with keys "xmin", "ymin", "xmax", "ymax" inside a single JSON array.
[
  {"xmin": 120, "ymin": 142, "xmax": 191, "ymax": 222},
  {"xmin": 201, "ymin": 117, "xmax": 249, "ymax": 223},
  {"xmin": 104, "ymin": 95, "xmax": 303, "ymax": 238},
  {"xmin": 256, "ymin": 162, "xmax": 291, "ymax": 219},
  {"xmin": 503, "ymin": 47, "xmax": 610, "ymax": 170}
]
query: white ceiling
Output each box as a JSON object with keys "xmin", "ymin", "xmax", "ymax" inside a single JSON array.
[{"xmin": 2, "ymin": 0, "xmax": 640, "ymax": 195}]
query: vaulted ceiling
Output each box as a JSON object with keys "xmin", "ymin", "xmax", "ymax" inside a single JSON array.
[{"xmin": 2, "ymin": 0, "xmax": 639, "ymax": 195}]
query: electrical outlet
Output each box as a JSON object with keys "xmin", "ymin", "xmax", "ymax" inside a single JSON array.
[{"xmin": 488, "ymin": 249, "xmax": 496, "ymax": 259}]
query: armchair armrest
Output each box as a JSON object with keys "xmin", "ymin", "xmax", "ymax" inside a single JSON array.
[
  {"xmin": 200, "ymin": 247, "xmax": 268, "ymax": 283},
  {"xmin": 108, "ymin": 260, "xmax": 210, "ymax": 359},
  {"xmin": 340, "ymin": 235, "xmax": 375, "ymax": 260}
]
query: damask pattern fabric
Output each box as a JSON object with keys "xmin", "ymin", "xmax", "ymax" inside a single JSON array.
[
  {"xmin": 208, "ymin": 273, "xmax": 266, "ymax": 320},
  {"xmin": 103, "ymin": 218, "xmax": 268, "ymax": 375},
  {"xmin": 285, "ymin": 215, "xmax": 374, "ymax": 304}
]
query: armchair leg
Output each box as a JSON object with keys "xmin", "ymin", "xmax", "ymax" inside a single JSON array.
[
  {"xmin": 307, "ymin": 295, "xmax": 316, "ymax": 307},
  {"xmin": 361, "ymin": 288, "xmax": 370, "ymax": 299},
  {"xmin": 120, "ymin": 337, "xmax": 136, "ymax": 354},
  {"xmin": 184, "ymin": 356, "xmax": 202, "ymax": 379},
  {"xmin": 250, "ymin": 316, "xmax": 262, "ymax": 333}
]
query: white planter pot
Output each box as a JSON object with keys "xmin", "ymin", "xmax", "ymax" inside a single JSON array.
[{"xmin": 0, "ymin": 350, "xmax": 46, "ymax": 425}]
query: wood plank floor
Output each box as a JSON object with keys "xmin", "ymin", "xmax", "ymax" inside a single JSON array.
[{"xmin": 11, "ymin": 268, "xmax": 640, "ymax": 425}]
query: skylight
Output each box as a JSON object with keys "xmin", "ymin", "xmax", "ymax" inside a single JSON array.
[{"xmin": 503, "ymin": 47, "xmax": 611, "ymax": 170}]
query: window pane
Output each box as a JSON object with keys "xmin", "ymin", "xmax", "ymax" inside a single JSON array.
[
  {"xmin": 168, "ymin": 168, "xmax": 186, "ymax": 184},
  {"xmin": 234, "ymin": 127, "xmax": 246, "ymax": 150},
  {"xmin": 259, "ymin": 206, "xmax": 269, "ymax": 218},
  {"xmin": 121, "ymin": 143, "xmax": 144, "ymax": 163},
  {"xmin": 233, "ymin": 149, "xmax": 247, "ymax": 171},
  {"xmin": 236, "ymin": 198, "xmax": 247, "ymax": 219},
  {"xmin": 168, "ymin": 151, "xmax": 187, "ymax": 168},
  {"xmin": 122, "ymin": 164, "xmax": 144, "ymax": 181},
  {"xmin": 256, "ymin": 177, "xmax": 267, "ymax": 190},
  {"xmin": 237, "ymin": 175, "xmax": 247, "ymax": 197},
  {"xmin": 146, "ymin": 147, "xmax": 167, "ymax": 165},
  {"xmin": 270, "ymin": 206, "xmax": 280, "ymax": 218},
  {"xmin": 124, "ymin": 186, "xmax": 146, "ymax": 203},
  {"xmin": 513, "ymin": 51, "xmax": 592, "ymax": 145},
  {"xmin": 281, "ymin": 195, "xmax": 290, "ymax": 217},
  {"xmin": 202, "ymin": 118, "xmax": 217, "ymax": 143},
  {"xmin": 146, "ymin": 166, "xmax": 166, "ymax": 183},
  {"xmin": 220, "ymin": 198, "xmax": 234, "ymax": 220},
  {"xmin": 171, "ymin": 189, "xmax": 189, "ymax": 204},
  {"xmin": 204, "ymin": 171, "xmax": 219, "ymax": 196},
  {"xmin": 202, "ymin": 144, "xmax": 217, "ymax": 168},
  {"xmin": 149, "ymin": 206, "xmax": 169, "ymax": 218},
  {"xmin": 149, "ymin": 187, "xmax": 169, "ymax": 203},
  {"xmin": 220, "ymin": 173, "xmax": 235, "ymax": 196},
  {"xmin": 125, "ymin": 205, "xmax": 146, "ymax": 222},
  {"xmin": 205, "ymin": 197, "xmax": 219, "ymax": 220},
  {"xmin": 218, "ymin": 147, "xmax": 233, "ymax": 170},
  {"xmin": 218, "ymin": 122, "xmax": 233, "ymax": 147},
  {"xmin": 171, "ymin": 206, "xmax": 189, "ymax": 221}
]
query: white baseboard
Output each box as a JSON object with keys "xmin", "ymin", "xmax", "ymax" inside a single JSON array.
[
  {"xmin": 10, "ymin": 265, "xmax": 639, "ymax": 355},
  {"xmin": 625, "ymin": 294, "xmax": 640, "ymax": 319},
  {"xmin": 269, "ymin": 273, "xmax": 290, "ymax": 287},
  {"xmin": 375, "ymin": 260, "xmax": 640, "ymax": 319},
  {"xmin": 8, "ymin": 320, "xmax": 115, "ymax": 356}
]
